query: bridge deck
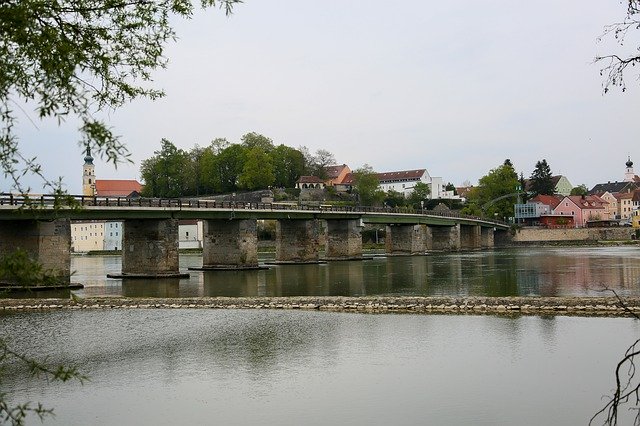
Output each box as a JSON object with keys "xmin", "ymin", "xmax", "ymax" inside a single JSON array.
[{"xmin": 0, "ymin": 194, "xmax": 509, "ymax": 229}]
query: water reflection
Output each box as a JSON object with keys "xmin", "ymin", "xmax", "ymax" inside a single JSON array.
[
  {"xmin": 1, "ymin": 310, "xmax": 638, "ymax": 425},
  {"xmin": 4, "ymin": 247, "xmax": 640, "ymax": 299}
]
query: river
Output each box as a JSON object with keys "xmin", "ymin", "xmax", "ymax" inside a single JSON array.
[
  {"xmin": 2, "ymin": 246, "xmax": 640, "ymax": 425},
  {"xmin": 63, "ymin": 246, "xmax": 640, "ymax": 298}
]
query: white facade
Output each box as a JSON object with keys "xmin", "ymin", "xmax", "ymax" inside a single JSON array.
[
  {"xmin": 379, "ymin": 173, "xmax": 430, "ymax": 197},
  {"xmin": 71, "ymin": 221, "xmax": 105, "ymax": 252},
  {"xmin": 377, "ymin": 170, "xmax": 455, "ymax": 200},
  {"xmin": 104, "ymin": 221, "xmax": 123, "ymax": 250},
  {"xmin": 179, "ymin": 221, "xmax": 203, "ymax": 249}
]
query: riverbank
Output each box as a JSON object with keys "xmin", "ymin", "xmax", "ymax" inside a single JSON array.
[{"xmin": 1, "ymin": 296, "xmax": 639, "ymax": 317}]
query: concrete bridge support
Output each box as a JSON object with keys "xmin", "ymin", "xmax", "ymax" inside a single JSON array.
[
  {"xmin": 325, "ymin": 219, "xmax": 363, "ymax": 260},
  {"xmin": 201, "ymin": 219, "xmax": 259, "ymax": 269},
  {"xmin": 481, "ymin": 227, "xmax": 495, "ymax": 248},
  {"xmin": 120, "ymin": 219, "xmax": 183, "ymax": 277},
  {"xmin": 0, "ymin": 219, "xmax": 71, "ymax": 282},
  {"xmin": 430, "ymin": 225, "xmax": 461, "ymax": 251},
  {"xmin": 385, "ymin": 224, "xmax": 428, "ymax": 255},
  {"xmin": 275, "ymin": 219, "xmax": 321, "ymax": 263},
  {"xmin": 460, "ymin": 224, "xmax": 482, "ymax": 250}
]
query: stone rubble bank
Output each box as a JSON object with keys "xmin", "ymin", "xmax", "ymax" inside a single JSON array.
[{"xmin": 1, "ymin": 296, "xmax": 639, "ymax": 317}]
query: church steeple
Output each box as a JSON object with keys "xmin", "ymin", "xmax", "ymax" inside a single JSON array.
[
  {"xmin": 624, "ymin": 156, "xmax": 635, "ymax": 183},
  {"xmin": 82, "ymin": 144, "xmax": 96, "ymax": 196}
]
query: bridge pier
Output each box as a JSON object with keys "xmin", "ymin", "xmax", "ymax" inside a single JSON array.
[
  {"xmin": 385, "ymin": 224, "xmax": 428, "ymax": 255},
  {"xmin": 481, "ymin": 227, "xmax": 495, "ymax": 248},
  {"xmin": 429, "ymin": 225, "xmax": 460, "ymax": 251},
  {"xmin": 117, "ymin": 219, "xmax": 187, "ymax": 278},
  {"xmin": 460, "ymin": 224, "xmax": 482, "ymax": 250},
  {"xmin": 198, "ymin": 219, "xmax": 261, "ymax": 270},
  {"xmin": 324, "ymin": 219, "xmax": 363, "ymax": 260},
  {"xmin": 0, "ymin": 219, "xmax": 71, "ymax": 283},
  {"xmin": 275, "ymin": 219, "xmax": 321, "ymax": 263}
]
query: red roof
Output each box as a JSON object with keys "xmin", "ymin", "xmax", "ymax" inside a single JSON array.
[
  {"xmin": 377, "ymin": 169, "xmax": 426, "ymax": 182},
  {"xmin": 340, "ymin": 173, "xmax": 354, "ymax": 185},
  {"xmin": 324, "ymin": 165, "xmax": 349, "ymax": 180},
  {"xmin": 529, "ymin": 194, "xmax": 562, "ymax": 209},
  {"xmin": 95, "ymin": 179, "xmax": 143, "ymax": 197},
  {"xmin": 566, "ymin": 195, "xmax": 608, "ymax": 210}
]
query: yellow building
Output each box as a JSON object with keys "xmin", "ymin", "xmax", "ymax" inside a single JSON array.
[{"xmin": 632, "ymin": 210, "xmax": 640, "ymax": 229}]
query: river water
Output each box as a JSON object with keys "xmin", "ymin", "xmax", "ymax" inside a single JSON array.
[
  {"xmin": 2, "ymin": 247, "xmax": 640, "ymax": 425},
  {"xmin": 62, "ymin": 246, "xmax": 640, "ymax": 298}
]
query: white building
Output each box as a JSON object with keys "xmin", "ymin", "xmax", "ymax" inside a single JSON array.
[
  {"xmin": 178, "ymin": 220, "xmax": 203, "ymax": 249},
  {"xmin": 71, "ymin": 221, "xmax": 105, "ymax": 252},
  {"xmin": 104, "ymin": 221, "xmax": 123, "ymax": 250},
  {"xmin": 375, "ymin": 169, "xmax": 459, "ymax": 200}
]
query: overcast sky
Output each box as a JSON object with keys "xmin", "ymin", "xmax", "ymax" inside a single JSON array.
[{"xmin": 5, "ymin": 0, "xmax": 640, "ymax": 194}]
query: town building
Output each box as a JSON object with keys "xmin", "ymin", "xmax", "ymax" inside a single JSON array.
[
  {"xmin": 523, "ymin": 175, "xmax": 573, "ymax": 196},
  {"xmin": 553, "ymin": 195, "xmax": 608, "ymax": 227},
  {"xmin": 295, "ymin": 176, "xmax": 326, "ymax": 190},
  {"xmin": 324, "ymin": 164, "xmax": 351, "ymax": 187},
  {"xmin": 615, "ymin": 191, "xmax": 635, "ymax": 220},
  {"xmin": 551, "ymin": 176, "xmax": 573, "ymax": 196}
]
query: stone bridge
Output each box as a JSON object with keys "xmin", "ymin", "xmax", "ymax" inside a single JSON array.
[{"xmin": 0, "ymin": 194, "xmax": 509, "ymax": 280}]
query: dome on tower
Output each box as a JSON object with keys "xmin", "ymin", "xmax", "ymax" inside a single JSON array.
[
  {"xmin": 626, "ymin": 157, "xmax": 633, "ymax": 168},
  {"xmin": 84, "ymin": 145, "xmax": 94, "ymax": 165}
]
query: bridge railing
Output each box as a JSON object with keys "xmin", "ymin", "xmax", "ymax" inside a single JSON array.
[{"xmin": 0, "ymin": 193, "xmax": 507, "ymax": 226}]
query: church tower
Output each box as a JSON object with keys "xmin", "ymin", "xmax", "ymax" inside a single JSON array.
[
  {"xmin": 624, "ymin": 156, "xmax": 635, "ymax": 183},
  {"xmin": 82, "ymin": 144, "xmax": 96, "ymax": 196}
]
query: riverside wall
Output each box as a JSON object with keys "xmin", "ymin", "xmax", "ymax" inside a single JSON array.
[
  {"xmin": 1, "ymin": 296, "xmax": 639, "ymax": 317},
  {"xmin": 511, "ymin": 227, "xmax": 637, "ymax": 243}
]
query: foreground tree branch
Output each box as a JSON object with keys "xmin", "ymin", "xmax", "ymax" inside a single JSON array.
[{"xmin": 595, "ymin": 0, "xmax": 640, "ymax": 93}]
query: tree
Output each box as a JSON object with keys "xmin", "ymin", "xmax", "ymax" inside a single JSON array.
[
  {"xmin": 445, "ymin": 182, "xmax": 456, "ymax": 194},
  {"xmin": 352, "ymin": 164, "xmax": 384, "ymax": 206},
  {"xmin": 238, "ymin": 147, "xmax": 275, "ymax": 190},
  {"xmin": 384, "ymin": 189, "xmax": 406, "ymax": 208},
  {"xmin": 140, "ymin": 139, "xmax": 191, "ymax": 197},
  {"xmin": 596, "ymin": 1, "xmax": 640, "ymax": 92},
  {"xmin": 407, "ymin": 182, "xmax": 431, "ymax": 209},
  {"xmin": 241, "ymin": 132, "xmax": 274, "ymax": 153},
  {"xmin": 465, "ymin": 160, "xmax": 519, "ymax": 220},
  {"xmin": 529, "ymin": 159, "xmax": 555, "ymax": 197},
  {"xmin": 270, "ymin": 145, "xmax": 305, "ymax": 188},
  {"xmin": 1, "ymin": 0, "xmax": 240, "ymax": 195},
  {"xmin": 214, "ymin": 144, "xmax": 247, "ymax": 193},
  {"xmin": 570, "ymin": 184, "xmax": 589, "ymax": 196}
]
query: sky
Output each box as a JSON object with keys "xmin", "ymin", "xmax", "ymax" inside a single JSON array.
[{"xmin": 4, "ymin": 0, "xmax": 640, "ymax": 194}]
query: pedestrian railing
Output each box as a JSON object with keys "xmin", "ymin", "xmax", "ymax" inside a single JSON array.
[{"xmin": 0, "ymin": 193, "xmax": 507, "ymax": 226}]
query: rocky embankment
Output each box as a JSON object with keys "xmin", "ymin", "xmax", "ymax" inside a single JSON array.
[{"xmin": 1, "ymin": 296, "xmax": 640, "ymax": 317}]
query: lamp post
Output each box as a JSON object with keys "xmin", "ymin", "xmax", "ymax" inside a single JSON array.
[{"xmin": 420, "ymin": 200, "xmax": 424, "ymax": 214}]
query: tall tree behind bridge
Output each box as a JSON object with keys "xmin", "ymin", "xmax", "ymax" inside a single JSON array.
[
  {"xmin": 464, "ymin": 159, "xmax": 520, "ymax": 220},
  {"xmin": 529, "ymin": 159, "xmax": 555, "ymax": 197}
]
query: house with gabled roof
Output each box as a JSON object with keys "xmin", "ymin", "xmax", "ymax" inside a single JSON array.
[
  {"xmin": 374, "ymin": 169, "xmax": 446, "ymax": 199},
  {"xmin": 295, "ymin": 176, "xmax": 325, "ymax": 190},
  {"xmin": 615, "ymin": 191, "xmax": 635, "ymax": 220},
  {"xmin": 593, "ymin": 191, "xmax": 618, "ymax": 220},
  {"xmin": 523, "ymin": 176, "xmax": 573, "ymax": 196},
  {"xmin": 553, "ymin": 195, "xmax": 609, "ymax": 227},
  {"xmin": 324, "ymin": 164, "xmax": 351, "ymax": 187}
]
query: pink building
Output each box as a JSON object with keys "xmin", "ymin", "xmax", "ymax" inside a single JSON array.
[{"xmin": 552, "ymin": 195, "xmax": 608, "ymax": 227}]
